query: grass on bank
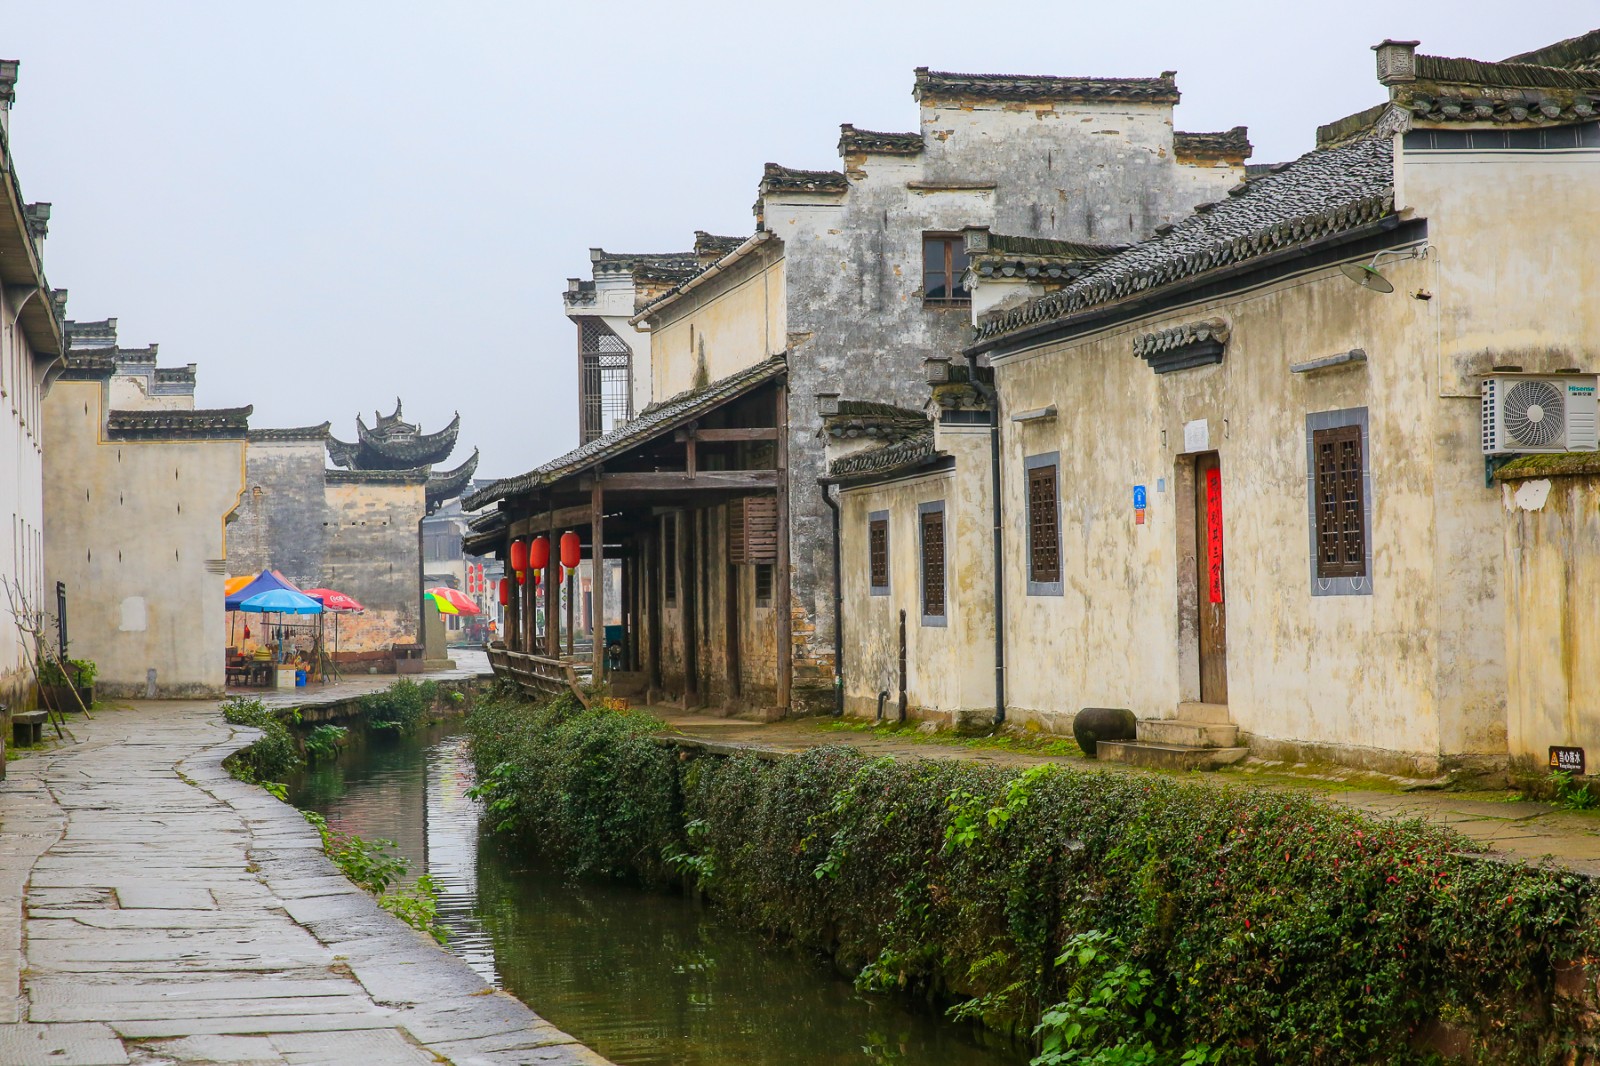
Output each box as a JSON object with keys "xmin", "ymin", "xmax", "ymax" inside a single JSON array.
[{"xmin": 465, "ymin": 683, "xmax": 1600, "ymax": 1066}]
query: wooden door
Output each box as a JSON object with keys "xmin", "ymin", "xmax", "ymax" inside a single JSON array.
[{"xmin": 1195, "ymin": 452, "xmax": 1228, "ymax": 704}]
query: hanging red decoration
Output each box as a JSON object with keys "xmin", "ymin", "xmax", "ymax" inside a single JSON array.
[
  {"xmin": 528, "ymin": 535, "xmax": 550, "ymax": 572},
  {"xmin": 497, "ymin": 578, "xmax": 510, "ymax": 605},
  {"xmin": 515, "ymin": 570, "xmax": 526, "ymax": 585},
  {"xmin": 559, "ymin": 530, "xmax": 581, "ymax": 569},
  {"xmin": 508, "ymin": 539, "xmax": 528, "ymax": 574}
]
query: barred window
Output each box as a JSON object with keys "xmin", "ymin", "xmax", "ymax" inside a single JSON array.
[
  {"xmin": 1313, "ymin": 426, "xmax": 1366, "ymax": 578},
  {"xmin": 1028, "ymin": 464, "xmax": 1061, "ymax": 585},
  {"xmin": 755, "ymin": 563, "xmax": 774, "ymax": 607},
  {"xmin": 920, "ymin": 507, "xmax": 946, "ymax": 621},
  {"xmin": 869, "ymin": 518, "xmax": 889, "ymax": 590}
]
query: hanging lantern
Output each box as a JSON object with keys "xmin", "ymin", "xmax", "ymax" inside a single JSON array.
[
  {"xmin": 508, "ymin": 539, "xmax": 529, "ymax": 574},
  {"xmin": 528, "ymin": 535, "xmax": 550, "ymax": 572},
  {"xmin": 497, "ymin": 578, "xmax": 510, "ymax": 606},
  {"xmin": 559, "ymin": 530, "xmax": 581, "ymax": 569},
  {"xmin": 515, "ymin": 570, "xmax": 526, "ymax": 585}
]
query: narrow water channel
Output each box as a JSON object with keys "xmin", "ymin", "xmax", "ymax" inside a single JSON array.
[{"xmin": 288, "ymin": 721, "xmax": 1028, "ymax": 1066}]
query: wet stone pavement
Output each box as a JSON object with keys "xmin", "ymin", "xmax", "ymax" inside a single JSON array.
[{"xmin": 0, "ymin": 660, "xmax": 611, "ymax": 1066}]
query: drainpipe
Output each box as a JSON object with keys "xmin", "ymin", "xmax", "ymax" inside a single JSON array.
[
  {"xmin": 820, "ymin": 480, "xmax": 845, "ymax": 716},
  {"xmin": 984, "ymin": 357, "xmax": 1006, "ymax": 726}
]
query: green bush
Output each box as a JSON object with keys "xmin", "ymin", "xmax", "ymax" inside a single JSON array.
[
  {"xmin": 221, "ymin": 696, "xmax": 302, "ymax": 782},
  {"xmin": 465, "ymin": 688, "xmax": 1600, "ymax": 1063},
  {"xmin": 303, "ymin": 723, "xmax": 349, "ymax": 762},
  {"xmin": 302, "ymin": 810, "xmax": 448, "ymax": 943},
  {"xmin": 359, "ymin": 678, "xmax": 438, "ymax": 735}
]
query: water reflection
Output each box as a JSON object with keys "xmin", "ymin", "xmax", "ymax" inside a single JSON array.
[{"xmin": 290, "ymin": 723, "xmax": 1024, "ymax": 1066}]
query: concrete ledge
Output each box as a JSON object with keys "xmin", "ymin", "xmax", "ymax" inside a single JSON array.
[{"xmin": 1097, "ymin": 741, "xmax": 1248, "ymax": 771}]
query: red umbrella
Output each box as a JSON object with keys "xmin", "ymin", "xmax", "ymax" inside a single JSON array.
[{"xmin": 304, "ymin": 588, "xmax": 364, "ymax": 612}]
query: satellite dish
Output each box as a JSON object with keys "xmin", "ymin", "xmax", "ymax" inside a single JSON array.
[{"xmin": 1339, "ymin": 260, "xmax": 1395, "ymax": 293}]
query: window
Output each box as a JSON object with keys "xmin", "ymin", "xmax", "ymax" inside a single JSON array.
[
  {"xmin": 578, "ymin": 317, "xmax": 633, "ymax": 443},
  {"xmin": 1313, "ymin": 425, "xmax": 1366, "ymax": 579},
  {"xmin": 755, "ymin": 563, "xmax": 774, "ymax": 607},
  {"xmin": 923, "ymin": 234, "xmax": 971, "ymax": 305},
  {"xmin": 868, "ymin": 511, "xmax": 889, "ymax": 594},
  {"xmin": 1305, "ymin": 409, "xmax": 1372, "ymax": 597},
  {"xmin": 664, "ymin": 514, "xmax": 678, "ymax": 606},
  {"xmin": 1026, "ymin": 456, "xmax": 1062, "ymax": 592},
  {"xmin": 919, "ymin": 502, "xmax": 946, "ymax": 625}
]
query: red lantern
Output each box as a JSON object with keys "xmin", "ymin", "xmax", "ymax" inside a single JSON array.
[
  {"xmin": 508, "ymin": 539, "xmax": 528, "ymax": 574},
  {"xmin": 497, "ymin": 578, "xmax": 510, "ymax": 606},
  {"xmin": 515, "ymin": 570, "xmax": 526, "ymax": 585},
  {"xmin": 528, "ymin": 535, "xmax": 550, "ymax": 572},
  {"xmin": 559, "ymin": 530, "xmax": 581, "ymax": 569}
]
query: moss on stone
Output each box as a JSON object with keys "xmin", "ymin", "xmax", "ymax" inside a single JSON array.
[{"xmin": 1494, "ymin": 452, "xmax": 1600, "ymax": 481}]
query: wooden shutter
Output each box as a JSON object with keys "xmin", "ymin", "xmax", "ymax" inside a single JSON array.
[
  {"xmin": 1313, "ymin": 426, "xmax": 1366, "ymax": 578},
  {"xmin": 728, "ymin": 496, "xmax": 778, "ymax": 565},
  {"xmin": 869, "ymin": 519, "xmax": 889, "ymax": 589},
  {"xmin": 1028, "ymin": 465, "xmax": 1061, "ymax": 583},
  {"xmin": 921, "ymin": 509, "xmax": 945, "ymax": 618}
]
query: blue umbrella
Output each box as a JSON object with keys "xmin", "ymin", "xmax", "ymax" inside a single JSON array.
[{"xmin": 238, "ymin": 589, "xmax": 324, "ymax": 615}]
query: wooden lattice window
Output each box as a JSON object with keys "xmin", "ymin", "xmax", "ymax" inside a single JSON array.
[
  {"xmin": 664, "ymin": 514, "xmax": 678, "ymax": 606},
  {"xmin": 1027, "ymin": 464, "xmax": 1061, "ymax": 584},
  {"xmin": 1313, "ymin": 425, "xmax": 1366, "ymax": 578},
  {"xmin": 869, "ymin": 518, "xmax": 889, "ymax": 590},
  {"xmin": 728, "ymin": 496, "xmax": 778, "ymax": 565},
  {"xmin": 921, "ymin": 508, "xmax": 946, "ymax": 620}
]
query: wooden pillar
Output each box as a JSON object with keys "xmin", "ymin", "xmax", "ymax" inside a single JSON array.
[
  {"xmin": 544, "ymin": 510, "xmax": 559, "ymax": 657},
  {"xmin": 565, "ymin": 569, "xmax": 575, "ymax": 658},
  {"xmin": 505, "ymin": 539, "xmax": 520, "ymax": 651},
  {"xmin": 683, "ymin": 509, "xmax": 699, "ymax": 705},
  {"xmin": 647, "ymin": 525, "xmax": 663, "ymax": 690},
  {"xmin": 592, "ymin": 475, "xmax": 606, "ymax": 681},
  {"xmin": 775, "ymin": 382, "xmax": 792, "ymax": 714}
]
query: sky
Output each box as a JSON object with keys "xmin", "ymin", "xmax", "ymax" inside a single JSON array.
[{"xmin": 6, "ymin": 1, "xmax": 1595, "ymax": 479}]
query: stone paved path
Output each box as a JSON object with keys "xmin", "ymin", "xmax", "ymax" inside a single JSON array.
[
  {"xmin": 0, "ymin": 663, "xmax": 611, "ymax": 1066},
  {"xmin": 648, "ymin": 709, "xmax": 1600, "ymax": 878}
]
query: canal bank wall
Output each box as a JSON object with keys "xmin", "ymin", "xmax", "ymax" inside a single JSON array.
[
  {"xmin": 0, "ymin": 682, "xmax": 614, "ymax": 1066},
  {"xmin": 465, "ymin": 689, "xmax": 1600, "ymax": 1064}
]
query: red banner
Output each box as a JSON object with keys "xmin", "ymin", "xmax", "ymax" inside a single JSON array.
[{"xmin": 1205, "ymin": 467, "xmax": 1224, "ymax": 604}]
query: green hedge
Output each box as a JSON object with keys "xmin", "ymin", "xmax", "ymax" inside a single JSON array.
[{"xmin": 466, "ymin": 688, "xmax": 1599, "ymax": 1064}]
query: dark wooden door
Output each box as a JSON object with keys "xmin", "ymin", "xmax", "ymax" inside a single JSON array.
[{"xmin": 1195, "ymin": 452, "xmax": 1228, "ymax": 704}]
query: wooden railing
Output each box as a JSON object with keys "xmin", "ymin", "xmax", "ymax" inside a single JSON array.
[{"xmin": 487, "ymin": 643, "xmax": 591, "ymax": 708}]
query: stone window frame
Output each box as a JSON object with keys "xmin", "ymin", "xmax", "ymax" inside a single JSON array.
[
  {"xmin": 1025, "ymin": 451, "xmax": 1064, "ymax": 597},
  {"xmin": 868, "ymin": 509, "xmax": 890, "ymax": 596},
  {"xmin": 922, "ymin": 232, "xmax": 973, "ymax": 307},
  {"xmin": 1305, "ymin": 407, "xmax": 1374, "ymax": 598},
  {"xmin": 918, "ymin": 500, "xmax": 947, "ymax": 627}
]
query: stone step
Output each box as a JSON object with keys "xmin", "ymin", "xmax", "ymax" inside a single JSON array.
[
  {"xmin": 1176, "ymin": 701, "xmax": 1231, "ymax": 724},
  {"xmin": 1097, "ymin": 740, "xmax": 1249, "ymax": 772},
  {"xmin": 1137, "ymin": 718, "xmax": 1239, "ymax": 748}
]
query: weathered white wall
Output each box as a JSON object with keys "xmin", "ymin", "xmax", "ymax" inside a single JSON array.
[
  {"xmin": 648, "ymin": 243, "xmax": 787, "ymax": 401},
  {"xmin": 0, "ymin": 283, "xmax": 46, "ymax": 711},
  {"xmin": 42, "ymin": 378, "xmax": 246, "ymax": 698}
]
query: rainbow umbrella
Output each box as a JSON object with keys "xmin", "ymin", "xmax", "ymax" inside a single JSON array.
[{"xmin": 424, "ymin": 587, "xmax": 481, "ymax": 616}]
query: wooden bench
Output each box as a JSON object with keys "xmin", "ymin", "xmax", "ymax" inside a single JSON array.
[
  {"xmin": 12, "ymin": 710, "xmax": 48, "ymax": 746},
  {"xmin": 487, "ymin": 644, "xmax": 591, "ymax": 708}
]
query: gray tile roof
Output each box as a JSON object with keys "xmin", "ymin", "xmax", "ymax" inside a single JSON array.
[
  {"xmin": 1174, "ymin": 126, "xmax": 1252, "ymax": 160},
  {"xmin": 464, "ymin": 355, "xmax": 787, "ymax": 511},
  {"xmin": 827, "ymin": 427, "xmax": 940, "ymax": 482},
  {"xmin": 106, "ymin": 406, "xmax": 252, "ymax": 441},
  {"xmin": 247, "ymin": 422, "xmax": 331, "ymax": 442},
  {"xmin": 914, "ymin": 67, "xmax": 1179, "ymax": 105},
  {"xmin": 972, "ymin": 136, "xmax": 1396, "ymax": 347},
  {"xmin": 838, "ymin": 124, "xmax": 924, "ymax": 156},
  {"xmin": 761, "ymin": 163, "xmax": 848, "ymax": 195}
]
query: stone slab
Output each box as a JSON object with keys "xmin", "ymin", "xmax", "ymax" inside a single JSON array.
[{"xmin": 0, "ymin": 1022, "xmax": 129, "ymax": 1065}]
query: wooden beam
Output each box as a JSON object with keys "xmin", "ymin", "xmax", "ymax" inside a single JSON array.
[
  {"xmin": 673, "ymin": 427, "xmax": 779, "ymax": 442},
  {"xmin": 592, "ymin": 472, "xmax": 606, "ymax": 681},
  {"xmin": 596, "ymin": 470, "xmax": 778, "ymax": 492},
  {"xmin": 775, "ymin": 383, "xmax": 792, "ymax": 715}
]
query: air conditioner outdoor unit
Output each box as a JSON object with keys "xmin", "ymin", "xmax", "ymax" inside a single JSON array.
[{"xmin": 1481, "ymin": 374, "xmax": 1599, "ymax": 455}]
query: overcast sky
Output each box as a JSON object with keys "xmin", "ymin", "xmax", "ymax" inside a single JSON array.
[{"xmin": 7, "ymin": 2, "xmax": 1593, "ymax": 478}]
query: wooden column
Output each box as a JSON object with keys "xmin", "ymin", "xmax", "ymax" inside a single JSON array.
[
  {"xmin": 544, "ymin": 509, "xmax": 559, "ymax": 657},
  {"xmin": 683, "ymin": 509, "xmax": 699, "ymax": 705},
  {"xmin": 505, "ymin": 542, "xmax": 520, "ymax": 651},
  {"xmin": 566, "ymin": 569, "xmax": 575, "ymax": 658},
  {"xmin": 775, "ymin": 383, "xmax": 792, "ymax": 713},
  {"xmin": 647, "ymin": 524, "xmax": 663, "ymax": 690},
  {"xmin": 591, "ymin": 475, "xmax": 606, "ymax": 680}
]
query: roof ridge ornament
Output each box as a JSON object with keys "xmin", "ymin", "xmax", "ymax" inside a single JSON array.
[{"xmin": 1374, "ymin": 40, "xmax": 1422, "ymax": 86}]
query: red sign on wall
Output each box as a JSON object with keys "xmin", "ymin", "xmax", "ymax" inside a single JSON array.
[{"xmin": 1205, "ymin": 467, "xmax": 1224, "ymax": 604}]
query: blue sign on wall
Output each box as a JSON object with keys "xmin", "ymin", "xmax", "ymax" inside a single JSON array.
[{"xmin": 1133, "ymin": 485, "xmax": 1147, "ymax": 510}]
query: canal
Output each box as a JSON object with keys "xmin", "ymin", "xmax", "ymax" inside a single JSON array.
[{"xmin": 288, "ymin": 720, "xmax": 1029, "ymax": 1066}]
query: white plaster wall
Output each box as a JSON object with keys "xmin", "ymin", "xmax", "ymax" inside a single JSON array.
[
  {"xmin": 648, "ymin": 244, "xmax": 787, "ymax": 400},
  {"xmin": 0, "ymin": 283, "xmax": 46, "ymax": 709},
  {"xmin": 42, "ymin": 378, "xmax": 246, "ymax": 697}
]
